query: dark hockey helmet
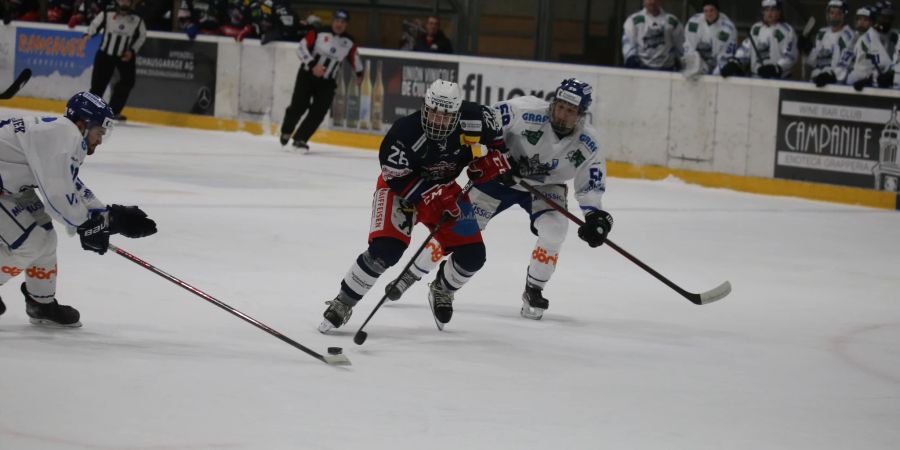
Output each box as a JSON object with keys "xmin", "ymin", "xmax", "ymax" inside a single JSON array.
[
  {"xmin": 65, "ymin": 92, "xmax": 115, "ymax": 134},
  {"xmin": 549, "ymin": 78, "xmax": 592, "ymax": 135}
]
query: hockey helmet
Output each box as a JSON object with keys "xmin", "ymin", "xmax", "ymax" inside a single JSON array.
[
  {"xmin": 422, "ymin": 79, "xmax": 462, "ymax": 141},
  {"xmin": 549, "ymin": 78, "xmax": 592, "ymax": 135},
  {"xmin": 65, "ymin": 92, "xmax": 115, "ymax": 137}
]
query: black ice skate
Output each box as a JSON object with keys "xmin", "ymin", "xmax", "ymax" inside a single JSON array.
[
  {"xmin": 292, "ymin": 139, "xmax": 309, "ymax": 151},
  {"xmin": 279, "ymin": 133, "xmax": 291, "ymax": 146},
  {"xmin": 318, "ymin": 297, "xmax": 353, "ymax": 333},
  {"xmin": 427, "ymin": 280, "xmax": 454, "ymax": 330},
  {"xmin": 22, "ymin": 283, "xmax": 81, "ymax": 328},
  {"xmin": 521, "ymin": 284, "xmax": 549, "ymax": 320},
  {"xmin": 385, "ymin": 271, "xmax": 421, "ymax": 301}
]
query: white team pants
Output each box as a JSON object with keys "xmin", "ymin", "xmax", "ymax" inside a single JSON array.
[{"xmin": 0, "ymin": 192, "xmax": 59, "ymax": 302}]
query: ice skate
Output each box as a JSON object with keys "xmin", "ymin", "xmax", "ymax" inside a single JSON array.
[
  {"xmin": 22, "ymin": 283, "xmax": 81, "ymax": 328},
  {"xmin": 279, "ymin": 133, "xmax": 291, "ymax": 146},
  {"xmin": 385, "ymin": 271, "xmax": 421, "ymax": 301},
  {"xmin": 318, "ymin": 297, "xmax": 353, "ymax": 333},
  {"xmin": 521, "ymin": 284, "xmax": 549, "ymax": 320},
  {"xmin": 292, "ymin": 139, "xmax": 310, "ymax": 151},
  {"xmin": 427, "ymin": 280, "xmax": 454, "ymax": 330}
]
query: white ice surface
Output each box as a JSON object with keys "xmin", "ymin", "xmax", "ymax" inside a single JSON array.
[{"xmin": 1, "ymin": 107, "xmax": 898, "ymax": 450}]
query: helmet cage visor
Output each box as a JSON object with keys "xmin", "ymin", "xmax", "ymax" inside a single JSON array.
[{"xmin": 421, "ymin": 105, "xmax": 460, "ymax": 141}]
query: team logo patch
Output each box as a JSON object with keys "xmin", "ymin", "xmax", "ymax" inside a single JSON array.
[
  {"xmin": 522, "ymin": 129, "xmax": 543, "ymax": 145},
  {"xmin": 566, "ymin": 149, "xmax": 586, "ymax": 167},
  {"xmin": 381, "ymin": 165, "xmax": 413, "ymax": 181},
  {"xmin": 460, "ymin": 120, "xmax": 482, "ymax": 132}
]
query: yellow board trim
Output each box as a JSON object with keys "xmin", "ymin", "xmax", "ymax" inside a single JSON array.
[{"xmin": 4, "ymin": 97, "xmax": 895, "ymax": 210}]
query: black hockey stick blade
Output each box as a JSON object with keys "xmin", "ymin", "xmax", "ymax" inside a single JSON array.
[{"xmin": 0, "ymin": 68, "xmax": 32, "ymax": 100}]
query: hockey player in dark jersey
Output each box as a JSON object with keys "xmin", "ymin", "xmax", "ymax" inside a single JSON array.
[{"xmin": 318, "ymin": 79, "xmax": 512, "ymax": 333}]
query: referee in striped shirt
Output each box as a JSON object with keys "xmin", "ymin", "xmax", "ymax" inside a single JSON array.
[{"xmin": 85, "ymin": 0, "xmax": 146, "ymax": 121}]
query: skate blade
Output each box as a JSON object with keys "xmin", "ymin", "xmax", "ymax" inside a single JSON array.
[
  {"xmin": 29, "ymin": 318, "xmax": 82, "ymax": 328},
  {"xmin": 427, "ymin": 297, "xmax": 447, "ymax": 331},
  {"xmin": 317, "ymin": 319, "xmax": 337, "ymax": 334},
  {"xmin": 520, "ymin": 303, "xmax": 545, "ymax": 320}
]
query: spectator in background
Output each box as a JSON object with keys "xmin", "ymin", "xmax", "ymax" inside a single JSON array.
[
  {"xmin": 848, "ymin": 3, "xmax": 896, "ymax": 90},
  {"xmin": 239, "ymin": 0, "xmax": 299, "ymax": 44},
  {"xmin": 681, "ymin": 0, "xmax": 736, "ymax": 79},
  {"xmin": 399, "ymin": 18, "xmax": 424, "ymax": 50},
  {"xmin": 85, "ymin": 0, "xmax": 146, "ymax": 121},
  {"xmin": 733, "ymin": 0, "xmax": 797, "ymax": 79},
  {"xmin": 621, "ymin": 0, "xmax": 684, "ymax": 70},
  {"xmin": 414, "ymin": 15, "xmax": 453, "ymax": 53},
  {"xmin": 67, "ymin": 0, "xmax": 114, "ymax": 28},
  {"xmin": 280, "ymin": 9, "xmax": 362, "ymax": 150},
  {"xmin": 3, "ymin": 0, "xmax": 40, "ymax": 22},
  {"xmin": 47, "ymin": 0, "xmax": 76, "ymax": 24},
  {"xmin": 807, "ymin": 1, "xmax": 855, "ymax": 87}
]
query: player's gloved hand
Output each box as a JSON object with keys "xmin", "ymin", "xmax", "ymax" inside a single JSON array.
[
  {"xmin": 107, "ymin": 205, "xmax": 157, "ymax": 238},
  {"xmin": 720, "ymin": 58, "xmax": 743, "ymax": 78},
  {"xmin": 757, "ymin": 64, "xmax": 782, "ymax": 79},
  {"xmin": 877, "ymin": 70, "xmax": 895, "ymax": 88},
  {"xmin": 853, "ymin": 77, "xmax": 869, "ymax": 92},
  {"xmin": 235, "ymin": 24, "xmax": 254, "ymax": 42},
  {"xmin": 578, "ymin": 210, "xmax": 613, "ymax": 248},
  {"xmin": 420, "ymin": 182, "xmax": 463, "ymax": 220},
  {"xmin": 185, "ymin": 23, "xmax": 199, "ymax": 40},
  {"xmin": 467, "ymin": 151, "xmax": 511, "ymax": 184},
  {"xmin": 77, "ymin": 212, "xmax": 110, "ymax": 255},
  {"xmin": 624, "ymin": 56, "xmax": 641, "ymax": 68},
  {"xmin": 814, "ymin": 71, "xmax": 837, "ymax": 87}
]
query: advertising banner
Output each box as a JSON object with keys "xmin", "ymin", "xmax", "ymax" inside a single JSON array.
[
  {"xmin": 776, "ymin": 89, "xmax": 900, "ymax": 192},
  {"xmin": 14, "ymin": 26, "xmax": 100, "ymax": 99},
  {"xmin": 330, "ymin": 55, "xmax": 459, "ymax": 135},
  {"xmin": 130, "ymin": 38, "xmax": 217, "ymax": 115}
]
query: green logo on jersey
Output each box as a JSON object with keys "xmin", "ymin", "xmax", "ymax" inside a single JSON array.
[
  {"xmin": 718, "ymin": 31, "xmax": 730, "ymax": 42},
  {"xmin": 688, "ymin": 22, "xmax": 698, "ymax": 33},
  {"xmin": 523, "ymin": 129, "xmax": 544, "ymax": 145},
  {"xmin": 774, "ymin": 29, "xmax": 785, "ymax": 42},
  {"xmin": 633, "ymin": 15, "xmax": 645, "ymax": 25},
  {"xmin": 566, "ymin": 149, "xmax": 586, "ymax": 168}
]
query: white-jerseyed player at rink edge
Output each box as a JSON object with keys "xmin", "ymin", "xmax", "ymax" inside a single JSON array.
[
  {"xmin": 0, "ymin": 92, "xmax": 157, "ymax": 327},
  {"xmin": 385, "ymin": 78, "xmax": 613, "ymax": 320}
]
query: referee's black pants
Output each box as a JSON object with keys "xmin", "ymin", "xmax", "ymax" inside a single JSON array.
[
  {"xmin": 281, "ymin": 69, "xmax": 336, "ymax": 143},
  {"xmin": 90, "ymin": 51, "xmax": 136, "ymax": 116}
]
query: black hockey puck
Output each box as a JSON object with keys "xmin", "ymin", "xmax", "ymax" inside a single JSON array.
[{"xmin": 327, "ymin": 347, "xmax": 343, "ymax": 355}]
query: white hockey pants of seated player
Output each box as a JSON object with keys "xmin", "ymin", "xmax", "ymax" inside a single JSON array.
[
  {"xmin": 408, "ymin": 183, "xmax": 570, "ymax": 291},
  {"xmin": 0, "ymin": 226, "xmax": 60, "ymax": 304}
]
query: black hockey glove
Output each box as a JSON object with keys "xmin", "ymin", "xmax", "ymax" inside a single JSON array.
[
  {"xmin": 108, "ymin": 204, "xmax": 157, "ymax": 238},
  {"xmin": 77, "ymin": 212, "xmax": 110, "ymax": 255},
  {"xmin": 757, "ymin": 64, "xmax": 782, "ymax": 79},
  {"xmin": 853, "ymin": 77, "xmax": 870, "ymax": 92},
  {"xmin": 578, "ymin": 210, "xmax": 613, "ymax": 248},
  {"xmin": 813, "ymin": 71, "xmax": 837, "ymax": 88},
  {"xmin": 720, "ymin": 59, "xmax": 743, "ymax": 78},
  {"xmin": 624, "ymin": 56, "xmax": 641, "ymax": 68},
  {"xmin": 877, "ymin": 70, "xmax": 895, "ymax": 88}
]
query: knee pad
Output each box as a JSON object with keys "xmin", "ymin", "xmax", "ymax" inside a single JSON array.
[
  {"xmin": 448, "ymin": 242, "xmax": 486, "ymax": 273},
  {"xmin": 532, "ymin": 212, "xmax": 569, "ymax": 248},
  {"xmin": 367, "ymin": 238, "xmax": 407, "ymax": 268}
]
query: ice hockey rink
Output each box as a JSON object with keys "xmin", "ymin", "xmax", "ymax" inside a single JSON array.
[{"xmin": 0, "ymin": 106, "xmax": 898, "ymax": 450}]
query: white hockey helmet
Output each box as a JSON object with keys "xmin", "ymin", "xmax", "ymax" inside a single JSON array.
[{"xmin": 422, "ymin": 79, "xmax": 462, "ymax": 141}]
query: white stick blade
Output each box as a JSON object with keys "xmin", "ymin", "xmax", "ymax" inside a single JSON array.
[
  {"xmin": 323, "ymin": 354, "xmax": 352, "ymax": 366},
  {"xmin": 699, "ymin": 281, "xmax": 732, "ymax": 305}
]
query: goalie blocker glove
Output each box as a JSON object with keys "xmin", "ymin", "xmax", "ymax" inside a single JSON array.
[{"xmin": 578, "ymin": 210, "xmax": 614, "ymax": 248}]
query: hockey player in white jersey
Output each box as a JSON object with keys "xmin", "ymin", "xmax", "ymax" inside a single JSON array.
[
  {"xmin": 385, "ymin": 79, "xmax": 612, "ymax": 320},
  {"xmin": 808, "ymin": 1, "xmax": 856, "ymax": 87},
  {"xmin": 734, "ymin": 0, "xmax": 798, "ymax": 79},
  {"xmin": 0, "ymin": 92, "xmax": 157, "ymax": 327},
  {"xmin": 622, "ymin": 0, "xmax": 684, "ymax": 70},
  {"xmin": 848, "ymin": 3, "xmax": 897, "ymax": 90},
  {"xmin": 681, "ymin": 0, "xmax": 737, "ymax": 78}
]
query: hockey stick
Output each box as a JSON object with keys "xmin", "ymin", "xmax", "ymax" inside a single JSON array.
[
  {"xmin": 0, "ymin": 68, "xmax": 32, "ymax": 100},
  {"xmin": 516, "ymin": 180, "xmax": 731, "ymax": 305},
  {"xmin": 353, "ymin": 182, "xmax": 474, "ymax": 345},
  {"xmin": 108, "ymin": 244, "xmax": 351, "ymax": 366}
]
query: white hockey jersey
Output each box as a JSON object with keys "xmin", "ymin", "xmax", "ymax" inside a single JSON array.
[
  {"xmin": 0, "ymin": 116, "xmax": 105, "ymax": 230},
  {"xmin": 682, "ymin": 12, "xmax": 737, "ymax": 75},
  {"xmin": 736, "ymin": 21, "xmax": 798, "ymax": 77},
  {"xmin": 493, "ymin": 96, "xmax": 607, "ymax": 213},
  {"xmin": 847, "ymin": 27, "xmax": 896, "ymax": 85},
  {"xmin": 807, "ymin": 25, "xmax": 856, "ymax": 80},
  {"xmin": 622, "ymin": 8, "xmax": 685, "ymax": 69}
]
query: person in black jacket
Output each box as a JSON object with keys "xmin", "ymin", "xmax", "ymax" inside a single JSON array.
[{"xmin": 413, "ymin": 15, "xmax": 453, "ymax": 53}]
